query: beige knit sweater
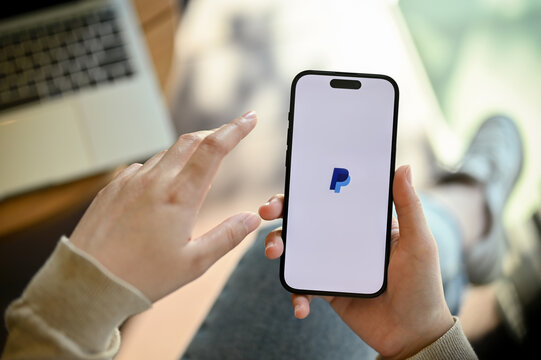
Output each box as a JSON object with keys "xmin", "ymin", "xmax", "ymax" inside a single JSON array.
[{"xmin": 1, "ymin": 237, "xmax": 477, "ymax": 359}]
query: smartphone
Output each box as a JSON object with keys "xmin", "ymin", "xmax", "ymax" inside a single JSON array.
[{"xmin": 281, "ymin": 70, "xmax": 399, "ymax": 297}]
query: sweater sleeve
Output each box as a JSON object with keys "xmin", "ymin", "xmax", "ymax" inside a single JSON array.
[
  {"xmin": 376, "ymin": 317, "xmax": 477, "ymax": 360},
  {"xmin": 2, "ymin": 236, "xmax": 152, "ymax": 360},
  {"xmin": 408, "ymin": 317, "xmax": 477, "ymax": 359}
]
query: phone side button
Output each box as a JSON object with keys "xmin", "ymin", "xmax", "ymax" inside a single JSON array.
[{"xmin": 286, "ymin": 125, "xmax": 292, "ymax": 144}]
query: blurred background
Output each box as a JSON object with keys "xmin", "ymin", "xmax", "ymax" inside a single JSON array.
[
  {"xmin": 122, "ymin": 0, "xmax": 541, "ymax": 358},
  {"xmin": 1, "ymin": 0, "xmax": 540, "ymax": 358}
]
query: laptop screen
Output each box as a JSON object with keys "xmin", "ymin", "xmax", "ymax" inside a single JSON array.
[{"xmin": 1, "ymin": 0, "xmax": 78, "ymax": 21}]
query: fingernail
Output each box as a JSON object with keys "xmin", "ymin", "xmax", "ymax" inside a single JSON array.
[
  {"xmin": 294, "ymin": 304, "xmax": 301, "ymax": 317},
  {"xmin": 243, "ymin": 213, "xmax": 261, "ymax": 233},
  {"xmin": 241, "ymin": 110, "xmax": 257, "ymax": 122},
  {"xmin": 405, "ymin": 165, "xmax": 413, "ymax": 186},
  {"xmin": 265, "ymin": 240, "xmax": 275, "ymax": 252},
  {"xmin": 263, "ymin": 196, "xmax": 277, "ymax": 207}
]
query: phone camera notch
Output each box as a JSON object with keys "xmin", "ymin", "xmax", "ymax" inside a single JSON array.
[{"xmin": 330, "ymin": 79, "xmax": 362, "ymax": 90}]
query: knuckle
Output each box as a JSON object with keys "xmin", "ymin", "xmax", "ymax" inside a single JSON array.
[
  {"xmin": 129, "ymin": 162, "xmax": 144, "ymax": 169},
  {"xmin": 179, "ymin": 133, "xmax": 202, "ymax": 144},
  {"xmin": 123, "ymin": 163, "xmax": 144, "ymax": 179},
  {"xmin": 174, "ymin": 133, "xmax": 205, "ymax": 155},
  {"xmin": 96, "ymin": 180, "xmax": 121, "ymax": 200},
  {"xmin": 200, "ymin": 134, "xmax": 227, "ymax": 156},
  {"xmin": 230, "ymin": 117, "xmax": 244, "ymax": 130},
  {"xmin": 223, "ymin": 222, "xmax": 242, "ymax": 249},
  {"xmin": 399, "ymin": 196, "xmax": 423, "ymax": 217},
  {"xmin": 96, "ymin": 185, "xmax": 110, "ymax": 198},
  {"xmin": 136, "ymin": 171, "xmax": 156, "ymax": 187},
  {"xmin": 114, "ymin": 163, "xmax": 139, "ymax": 179},
  {"xmin": 125, "ymin": 171, "xmax": 159, "ymax": 195},
  {"xmin": 151, "ymin": 150, "xmax": 167, "ymax": 161}
]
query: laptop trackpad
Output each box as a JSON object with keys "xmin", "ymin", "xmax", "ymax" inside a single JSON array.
[{"xmin": 0, "ymin": 99, "xmax": 92, "ymax": 197}]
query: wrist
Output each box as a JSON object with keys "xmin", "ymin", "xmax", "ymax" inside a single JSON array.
[
  {"xmin": 382, "ymin": 309, "xmax": 455, "ymax": 360},
  {"xmin": 20, "ymin": 237, "xmax": 151, "ymax": 352}
]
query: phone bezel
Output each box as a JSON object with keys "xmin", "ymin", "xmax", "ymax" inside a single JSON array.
[{"xmin": 281, "ymin": 69, "xmax": 399, "ymax": 298}]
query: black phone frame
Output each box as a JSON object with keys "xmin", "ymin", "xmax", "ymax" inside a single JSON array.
[{"xmin": 281, "ymin": 69, "xmax": 399, "ymax": 298}]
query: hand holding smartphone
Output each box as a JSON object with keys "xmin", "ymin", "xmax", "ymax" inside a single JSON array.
[
  {"xmin": 262, "ymin": 76, "xmax": 457, "ymax": 355},
  {"xmin": 281, "ymin": 70, "xmax": 399, "ymax": 297}
]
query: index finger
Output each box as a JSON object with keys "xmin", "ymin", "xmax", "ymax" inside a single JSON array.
[{"xmin": 172, "ymin": 111, "xmax": 257, "ymax": 205}]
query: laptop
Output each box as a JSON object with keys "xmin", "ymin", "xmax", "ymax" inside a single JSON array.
[{"xmin": 0, "ymin": 0, "xmax": 175, "ymax": 200}]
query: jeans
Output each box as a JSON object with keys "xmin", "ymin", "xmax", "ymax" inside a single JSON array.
[{"xmin": 181, "ymin": 195, "xmax": 466, "ymax": 360}]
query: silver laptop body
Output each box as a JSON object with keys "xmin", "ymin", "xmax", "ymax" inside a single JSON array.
[{"xmin": 0, "ymin": 0, "xmax": 175, "ymax": 200}]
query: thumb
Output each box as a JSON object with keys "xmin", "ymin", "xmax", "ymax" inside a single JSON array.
[
  {"xmin": 393, "ymin": 165, "xmax": 432, "ymax": 243},
  {"xmin": 189, "ymin": 212, "xmax": 261, "ymax": 272}
]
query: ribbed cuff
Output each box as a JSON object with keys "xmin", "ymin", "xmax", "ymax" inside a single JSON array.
[
  {"xmin": 408, "ymin": 317, "xmax": 477, "ymax": 360},
  {"xmin": 18, "ymin": 236, "xmax": 152, "ymax": 354},
  {"xmin": 375, "ymin": 317, "xmax": 477, "ymax": 360}
]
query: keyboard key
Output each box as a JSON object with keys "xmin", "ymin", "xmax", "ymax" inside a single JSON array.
[
  {"xmin": 0, "ymin": 61, "xmax": 14, "ymax": 76},
  {"xmin": 68, "ymin": 42, "xmax": 86, "ymax": 58},
  {"xmin": 97, "ymin": 46, "xmax": 127, "ymax": 67},
  {"xmin": 88, "ymin": 67, "xmax": 106, "ymax": 83},
  {"xmin": 104, "ymin": 62, "xmax": 126, "ymax": 79},
  {"xmin": 71, "ymin": 71, "xmax": 90, "ymax": 87},
  {"xmin": 35, "ymin": 81, "xmax": 49, "ymax": 96},
  {"xmin": 98, "ymin": 8, "xmax": 115, "ymax": 23},
  {"xmin": 100, "ymin": 33, "xmax": 122, "ymax": 49},
  {"xmin": 97, "ymin": 22, "xmax": 114, "ymax": 37},
  {"xmin": 84, "ymin": 38, "xmax": 104, "ymax": 53},
  {"xmin": 68, "ymin": 59, "xmax": 82, "ymax": 73},
  {"xmin": 78, "ymin": 54, "xmax": 98, "ymax": 70},
  {"xmin": 33, "ymin": 52, "xmax": 52, "ymax": 67},
  {"xmin": 0, "ymin": 81, "xmax": 9, "ymax": 93},
  {"xmin": 124, "ymin": 61, "xmax": 134, "ymax": 77}
]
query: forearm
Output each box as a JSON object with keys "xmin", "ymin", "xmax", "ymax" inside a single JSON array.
[{"xmin": 2, "ymin": 237, "xmax": 151, "ymax": 360}]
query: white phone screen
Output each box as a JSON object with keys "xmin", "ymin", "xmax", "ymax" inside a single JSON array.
[{"xmin": 283, "ymin": 71, "xmax": 398, "ymax": 296}]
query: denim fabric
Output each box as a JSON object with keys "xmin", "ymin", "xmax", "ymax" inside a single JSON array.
[
  {"xmin": 182, "ymin": 195, "xmax": 465, "ymax": 359},
  {"xmin": 420, "ymin": 195, "xmax": 466, "ymax": 315},
  {"xmin": 181, "ymin": 222, "xmax": 376, "ymax": 360}
]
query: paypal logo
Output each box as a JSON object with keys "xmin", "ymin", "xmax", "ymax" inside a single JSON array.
[{"xmin": 330, "ymin": 168, "xmax": 350, "ymax": 193}]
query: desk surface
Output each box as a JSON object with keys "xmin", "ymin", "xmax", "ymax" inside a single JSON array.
[{"xmin": 0, "ymin": 0, "xmax": 179, "ymax": 238}]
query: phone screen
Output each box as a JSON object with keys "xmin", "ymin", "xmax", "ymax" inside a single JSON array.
[{"xmin": 282, "ymin": 71, "xmax": 398, "ymax": 297}]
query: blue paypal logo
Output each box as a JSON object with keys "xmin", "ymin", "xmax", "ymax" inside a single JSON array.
[{"xmin": 330, "ymin": 168, "xmax": 350, "ymax": 193}]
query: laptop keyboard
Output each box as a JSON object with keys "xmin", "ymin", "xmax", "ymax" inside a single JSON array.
[{"xmin": 0, "ymin": 6, "xmax": 135, "ymax": 112}]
